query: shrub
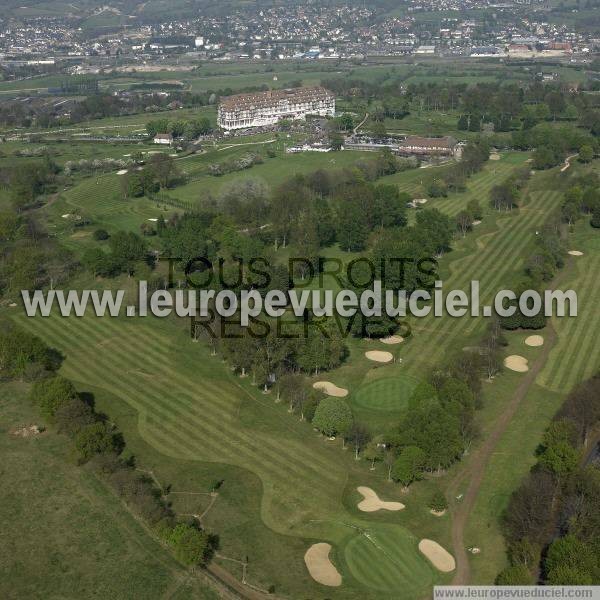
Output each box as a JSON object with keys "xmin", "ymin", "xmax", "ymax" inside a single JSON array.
[
  {"xmin": 93, "ymin": 229, "xmax": 109, "ymax": 241},
  {"xmin": 167, "ymin": 523, "xmax": 210, "ymax": 566},
  {"xmin": 31, "ymin": 376, "xmax": 78, "ymax": 422},
  {"xmin": 496, "ymin": 565, "xmax": 534, "ymax": 585},
  {"xmin": 591, "ymin": 205, "xmax": 600, "ymax": 228},
  {"xmin": 74, "ymin": 421, "xmax": 123, "ymax": 463},
  {"xmin": 0, "ymin": 322, "xmax": 60, "ymax": 380},
  {"xmin": 429, "ymin": 490, "xmax": 448, "ymax": 512},
  {"xmin": 54, "ymin": 396, "xmax": 96, "ymax": 437}
]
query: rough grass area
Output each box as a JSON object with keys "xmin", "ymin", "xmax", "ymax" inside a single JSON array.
[{"xmin": 0, "ymin": 381, "xmax": 219, "ymax": 600}]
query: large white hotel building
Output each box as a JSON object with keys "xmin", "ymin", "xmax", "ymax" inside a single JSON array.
[{"xmin": 217, "ymin": 86, "xmax": 335, "ymax": 130}]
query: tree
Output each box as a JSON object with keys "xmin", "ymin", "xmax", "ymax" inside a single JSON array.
[
  {"xmin": 545, "ymin": 91, "xmax": 566, "ymax": 120},
  {"xmin": 398, "ymin": 403, "xmax": 464, "ymax": 471},
  {"xmin": 482, "ymin": 316, "xmax": 505, "ymax": 380},
  {"xmin": 335, "ymin": 186, "xmax": 373, "ymax": 251},
  {"xmin": 535, "ymin": 103, "xmax": 551, "ymax": 121},
  {"xmin": 148, "ymin": 153, "xmax": 176, "ymax": 189},
  {"xmin": 532, "ymin": 146, "xmax": 559, "ymax": 170},
  {"xmin": 495, "ymin": 565, "xmax": 534, "ymax": 585},
  {"xmin": 429, "ymin": 490, "xmax": 448, "ymax": 512},
  {"xmin": 373, "ymin": 184, "xmax": 408, "ymax": 228},
  {"xmin": 146, "ymin": 119, "xmax": 169, "ymax": 137},
  {"xmin": 490, "ymin": 182, "xmax": 518, "ymax": 211},
  {"xmin": 339, "ymin": 113, "xmax": 354, "ymax": 131},
  {"xmin": 312, "ymin": 397, "xmax": 353, "ymax": 438},
  {"xmin": 426, "ymin": 178, "xmax": 448, "ymax": 198},
  {"xmin": 54, "ymin": 396, "xmax": 95, "ymax": 437},
  {"xmin": 109, "ymin": 231, "xmax": 147, "ymax": 275},
  {"xmin": 31, "ymin": 375, "xmax": 78, "ymax": 423},
  {"xmin": 363, "ymin": 438, "xmax": 384, "ymax": 470},
  {"xmin": 507, "ymin": 538, "xmax": 539, "ymax": 569},
  {"xmin": 578, "ymin": 144, "xmax": 593, "ymax": 163},
  {"xmin": 218, "ymin": 177, "xmax": 270, "ymax": 225},
  {"xmin": 10, "ymin": 162, "xmax": 51, "ymax": 211},
  {"xmin": 456, "ymin": 210, "xmax": 473, "ymax": 237},
  {"xmin": 167, "ymin": 523, "xmax": 210, "ymax": 566},
  {"xmin": 168, "ymin": 120, "xmax": 186, "ymax": 138},
  {"xmin": 545, "ymin": 535, "xmax": 597, "ymax": 585},
  {"xmin": 74, "ymin": 421, "xmax": 122, "ymax": 463},
  {"xmin": 391, "ymin": 446, "xmax": 426, "ymax": 486},
  {"xmin": 592, "ymin": 205, "xmax": 600, "ymax": 229},
  {"xmin": 538, "ymin": 441, "xmax": 578, "ymax": 478},
  {"xmin": 291, "ymin": 210, "xmax": 320, "ymax": 279},
  {"xmin": 121, "ymin": 171, "xmax": 144, "ymax": 199},
  {"xmin": 504, "ymin": 470, "xmax": 556, "ymax": 545},
  {"xmin": 467, "ymin": 199, "xmax": 483, "ymax": 220},
  {"xmin": 370, "ymin": 120, "xmax": 387, "ymax": 138},
  {"xmin": 0, "ymin": 323, "xmax": 59, "ymax": 380},
  {"xmin": 457, "ymin": 114, "xmax": 469, "ymax": 130},
  {"xmin": 415, "ymin": 208, "xmax": 453, "ymax": 254},
  {"xmin": 346, "ymin": 422, "xmax": 371, "ymax": 460},
  {"xmin": 383, "ymin": 448, "xmax": 396, "ymax": 482},
  {"xmin": 329, "ymin": 131, "xmax": 344, "ymax": 151}
]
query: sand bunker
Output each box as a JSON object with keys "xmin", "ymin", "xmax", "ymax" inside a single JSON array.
[
  {"xmin": 430, "ymin": 509, "xmax": 447, "ymax": 517},
  {"xmin": 116, "ymin": 169, "xmax": 128, "ymax": 175},
  {"xmin": 490, "ymin": 153, "xmax": 501, "ymax": 160},
  {"xmin": 356, "ymin": 486, "xmax": 405, "ymax": 512},
  {"xmin": 380, "ymin": 335, "xmax": 404, "ymax": 345},
  {"xmin": 568, "ymin": 250, "xmax": 583, "ymax": 256},
  {"xmin": 365, "ymin": 351, "xmax": 393, "ymax": 363},
  {"xmin": 504, "ymin": 355, "xmax": 529, "ymax": 372},
  {"xmin": 472, "ymin": 219, "xmax": 482, "ymax": 226},
  {"xmin": 525, "ymin": 335, "xmax": 544, "ymax": 347},
  {"xmin": 418, "ymin": 539, "xmax": 456, "ymax": 572},
  {"xmin": 313, "ymin": 381, "xmax": 349, "ymax": 398},
  {"xmin": 304, "ymin": 543, "xmax": 342, "ymax": 587}
]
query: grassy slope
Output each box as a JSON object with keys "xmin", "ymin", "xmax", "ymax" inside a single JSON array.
[{"xmin": 0, "ymin": 381, "xmax": 219, "ymax": 600}]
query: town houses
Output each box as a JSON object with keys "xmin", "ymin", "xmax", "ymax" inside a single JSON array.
[{"xmin": 217, "ymin": 87, "xmax": 335, "ymax": 130}]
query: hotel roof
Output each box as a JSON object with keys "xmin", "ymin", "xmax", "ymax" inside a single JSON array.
[{"xmin": 219, "ymin": 86, "xmax": 333, "ymax": 112}]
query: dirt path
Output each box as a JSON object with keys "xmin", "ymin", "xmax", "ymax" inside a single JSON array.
[
  {"xmin": 560, "ymin": 154, "xmax": 578, "ymax": 173},
  {"xmin": 207, "ymin": 563, "xmax": 273, "ymax": 600},
  {"xmin": 449, "ymin": 265, "xmax": 569, "ymax": 584},
  {"xmin": 217, "ymin": 139, "xmax": 277, "ymax": 152},
  {"xmin": 354, "ymin": 112, "xmax": 369, "ymax": 134}
]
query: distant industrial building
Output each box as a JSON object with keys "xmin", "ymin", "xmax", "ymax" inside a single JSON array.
[
  {"xmin": 217, "ymin": 86, "xmax": 335, "ymax": 130},
  {"xmin": 470, "ymin": 46, "xmax": 503, "ymax": 57}
]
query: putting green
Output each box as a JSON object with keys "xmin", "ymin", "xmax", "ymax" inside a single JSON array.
[
  {"xmin": 343, "ymin": 524, "xmax": 436, "ymax": 594},
  {"xmin": 353, "ymin": 376, "xmax": 420, "ymax": 412}
]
